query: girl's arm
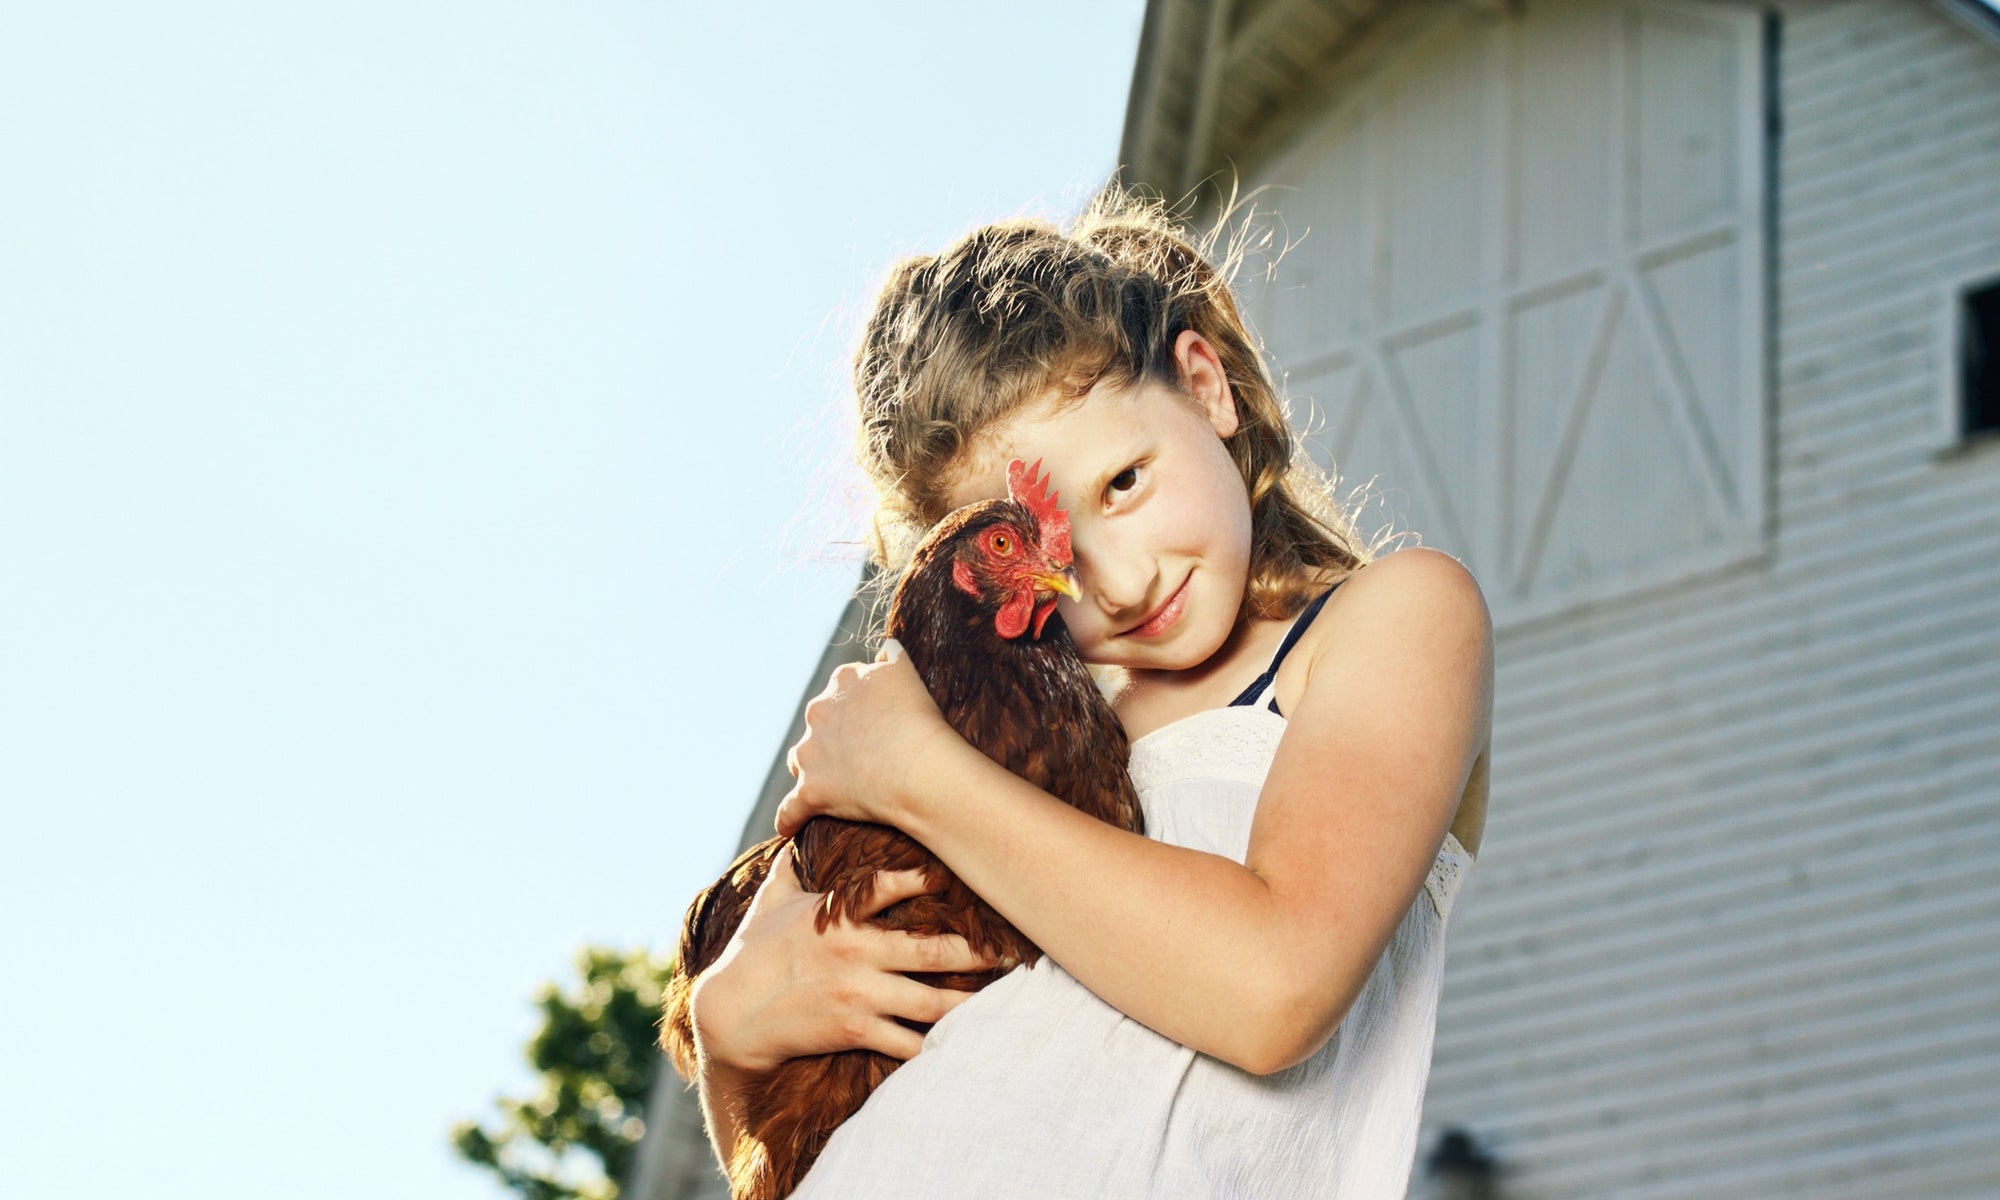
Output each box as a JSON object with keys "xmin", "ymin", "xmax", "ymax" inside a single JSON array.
[
  {"xmin": 686, "ymin": 847, "xmax": 997, "ymax": 1164},
  {"xmin": 778, "ymin": 548, "xmax": 1492, "ymax": 1075}
]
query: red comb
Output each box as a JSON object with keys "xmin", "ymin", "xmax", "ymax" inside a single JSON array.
[{"xmin": 1006, "ymin": 458, "xmax": 1071, "ymax": 564}]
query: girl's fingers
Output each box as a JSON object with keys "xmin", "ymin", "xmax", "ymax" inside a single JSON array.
[
  {"xmin": 773, "ymin": 787, "xmax": 807, "ymax": 838},
  {"xmin": 879, "ymin": 974, "xmax": 980, "ymax": 1027},
  {"xmin": 858, "ymin": 866, "xmax": 942, "ymax": 917},
  {"xmin": 757, "ymin": 843, "xmax": 804, "ymax": 899},
  {"xmin": 858, "ymin": 1017, "xmax": 926, "ymax": 1062},
  {"xmin": 930, "ymin": 985, "xmax": 980, "ymax": 1020},
  {"xmin": 882, "ymin": 931, "xmax": 1000, "ymax": 976}
]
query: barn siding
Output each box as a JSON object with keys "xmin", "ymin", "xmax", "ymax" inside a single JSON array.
[
  {"xmin": 1242, "ymin": 0, "xmax": 1774, "ymax": 631},
  {"xmin": 1405, "ymin": 2, "xmax": 2000, "ymax": 1196}
]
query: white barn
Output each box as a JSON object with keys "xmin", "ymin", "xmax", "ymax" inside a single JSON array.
[{"xmin": 632, "ymin": 2, "xmax": 2000, "ymax": 1196}]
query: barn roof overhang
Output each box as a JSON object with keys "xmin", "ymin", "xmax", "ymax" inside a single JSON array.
[
  {"xmin": 1119, "ymin": 0, "xmax": 2000, "ymax": 205},
  {"xmin": 1937, "ymin": 0, "xmax": 2000, "ymax": 47}
]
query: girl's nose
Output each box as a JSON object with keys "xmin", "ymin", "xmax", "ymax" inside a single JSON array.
[{"xmin": 1075, "ymin": 537, "xmax": 1155, "ymax": 620}]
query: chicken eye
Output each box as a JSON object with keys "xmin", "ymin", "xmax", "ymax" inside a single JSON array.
[{"xmin": 990, "ymin": 531, "xmax": 1014, "ymax": 555}]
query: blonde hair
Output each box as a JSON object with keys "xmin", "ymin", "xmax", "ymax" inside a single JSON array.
[{"xmin": 853, "ymin": 185, "xmax": 1374, "ymax": 623}]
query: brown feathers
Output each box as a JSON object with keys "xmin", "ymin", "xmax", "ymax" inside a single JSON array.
[{"xmin": 659, "ymin": 495, "xmax": 1142, "ymax": 1200}]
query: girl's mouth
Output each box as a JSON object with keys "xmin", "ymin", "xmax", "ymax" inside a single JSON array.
[{"xmin": 1125, "ymin": 576, "xmax": 1190, "ymax": 639}]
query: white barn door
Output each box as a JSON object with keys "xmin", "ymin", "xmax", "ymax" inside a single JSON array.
[{"xmin": 1249, "ymin": 0, "xmax": 1766, "ymax": 626}]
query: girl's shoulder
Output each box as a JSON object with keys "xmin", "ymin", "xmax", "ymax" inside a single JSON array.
[
  {"xmin": 1271, "ymin": 547, "xmax": 1490, "ymax": 718},
  {"xmin": 1342, "ymin": 546, "xmax": 1485, "ymax": 615},
  {"xmin": 1270, "ymin": 546, "xmax": 1494, "ymax": 854}
]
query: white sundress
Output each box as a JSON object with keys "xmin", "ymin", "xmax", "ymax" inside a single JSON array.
[{"xmin": 791, "ymin": 593, "xmax": 1476, "ymax": 1199}]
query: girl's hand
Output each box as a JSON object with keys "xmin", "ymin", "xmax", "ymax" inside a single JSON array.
[
  {"xmin": 689, "ymin": 843, "xmax": 993, "ymax": 1072},
  {"xmin": 775, "ymin": 640, "xmax": 954, "ymax": 837}
]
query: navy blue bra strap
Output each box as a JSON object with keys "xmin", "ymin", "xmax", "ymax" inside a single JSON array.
[
  {"xmin": 1226, "ymin": 672, "xmax": 1271, "ymax": 708},
  {"xmin": 1227, "ymin": 581, "xmax": 1343, "ymax": 709},
  {"xmin": 1226, "ymin": 671, "xmax": 1274, "ymax": 709},
  {"xmin": 1266, "ymin": 584, "xmax": 1339, "ymax": 674}
]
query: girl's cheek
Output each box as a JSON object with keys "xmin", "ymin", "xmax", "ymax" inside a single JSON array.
[
  {"xmin": 1051, "ymin": 600, "xmax": 1121, "ymax": 666},
  {"xmin": 1055, "ymin": 602, "xmax": 1105, "ymax": 654}
]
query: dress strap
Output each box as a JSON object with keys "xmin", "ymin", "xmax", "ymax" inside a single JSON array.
[{"xmin": 1227, "ymin": 582, "xmax": 1343, "ymax": 715}]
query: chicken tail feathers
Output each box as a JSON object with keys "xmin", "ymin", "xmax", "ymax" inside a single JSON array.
[{"xmin": 726, "ymin": 1133, "xmax": 779, "ymax": 1200}]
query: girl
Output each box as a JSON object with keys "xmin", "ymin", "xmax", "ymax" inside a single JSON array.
[{"xmin": 688, "ymin": 189, "xmax": 1492, "ymax": 1198}]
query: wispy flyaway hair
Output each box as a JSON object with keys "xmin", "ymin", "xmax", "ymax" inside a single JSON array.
[{"xmin": 853, "ymin": 183, "xmax": 1377, "ymax": 621}]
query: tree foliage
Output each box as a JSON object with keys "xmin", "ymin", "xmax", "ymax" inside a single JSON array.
[{"xmin": 452, "ymin": 946, "xmax": 675, "ymax": 1200}]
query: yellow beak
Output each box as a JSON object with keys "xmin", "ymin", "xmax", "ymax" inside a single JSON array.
[{"xmin": 1038, "ymin": 567, "xmax": 1081, "ymax": 601}]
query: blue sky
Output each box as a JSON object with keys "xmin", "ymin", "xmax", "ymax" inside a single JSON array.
[{"xmin": 0, "ymin": 3, "xmax": 1144, "ymax": 1195}]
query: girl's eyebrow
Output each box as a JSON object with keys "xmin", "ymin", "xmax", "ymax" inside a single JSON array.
[
  {"xmin": 1079, "ymin": 442, "xmax": 1147, "ymax": 502},
  {"xmin": 1081, "ymin": 463, "xmax": 1122, "ymax": 501}
]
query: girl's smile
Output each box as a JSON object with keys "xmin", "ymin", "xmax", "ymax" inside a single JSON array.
[{"xmin": 1122, "ymin": 573, "xmax": 1190, "ymax": 639}]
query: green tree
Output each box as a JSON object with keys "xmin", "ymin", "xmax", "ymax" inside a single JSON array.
[{"xmin": 452, "ymin": 946, "xmax": 676, "ymax": 1200}]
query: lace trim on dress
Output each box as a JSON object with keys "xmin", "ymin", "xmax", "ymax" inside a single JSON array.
[
  {"xmin": 1128, "ymin": 706, "xmax": 1283, "ymax": 793},
  {"xmin": 1427, "ymin": 832, "xmax": 1474, "ymax": 921}
]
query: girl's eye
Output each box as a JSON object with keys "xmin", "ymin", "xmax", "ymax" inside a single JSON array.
[{"xmin": 1107, "ymin": 466, "xmax": 1141, "ymax": 499}]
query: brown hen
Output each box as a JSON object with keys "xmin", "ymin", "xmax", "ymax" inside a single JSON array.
[{"xmin": 659, "ymin": 459, "xmax": 1144, "ymax": 1200}]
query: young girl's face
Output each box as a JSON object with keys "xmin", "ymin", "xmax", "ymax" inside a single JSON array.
[{"xmin": 945, "ymin": 362, "xmax": 1255, "ymax": 673}]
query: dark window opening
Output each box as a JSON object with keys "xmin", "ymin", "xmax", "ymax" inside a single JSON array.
[{"xmin": 1963, "ymin": 277, "xmax": 2000, "ymax": 439}]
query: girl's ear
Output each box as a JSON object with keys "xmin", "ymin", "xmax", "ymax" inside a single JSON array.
[{"xmin": 1174, "ymin": 329, "xmax": 1239, "ymax": 438}]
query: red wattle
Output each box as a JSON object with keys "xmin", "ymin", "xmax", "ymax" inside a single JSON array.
[
  {"xmin": 1032, "ymin": 598, "xmax": 1058, "ymax": 639},
  {"xmin": 995, "ymin": 588, "xmax": 1034, "ymax": 640}
]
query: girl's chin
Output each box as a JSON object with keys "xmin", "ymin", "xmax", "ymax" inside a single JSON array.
[{"xmin": 1092, "ymin": 628, "xmax": 1234, "ymax": 675}]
